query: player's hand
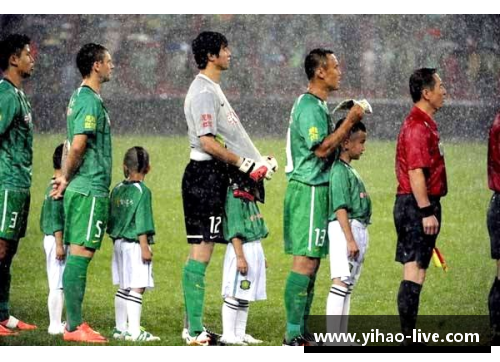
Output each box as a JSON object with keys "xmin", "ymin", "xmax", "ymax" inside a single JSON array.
[
  {"xmin": 237, "ymin": 255, "xmax": 248, "ymax": 276},
  {"xmin": 347, "ymin": 104, "xmax": 365, "ymax": 124},
  {"xmin": 422, "ymin": 215, "xmax": 439, "ymax": 235},
  {"xmin": 141, "ymin": 245, "xmax": 153, "ymax": 263},
  {"xmin": 55, "ymin": 245, "xmax": 66, "ymax": 261},
  {"xmin": 238, "ymin": 157, "xmax": 273, "ymax": 182},
  {"xmin": 263, "ymin": 155, "xmax": 278, "ymax": 180},
  {"xmin": 347, "ymin": 239, "xmax": 360, "ymax": 261},
  {"xmin": 50, "ymin": 176, "xmax": 69, "ymax": 200}
]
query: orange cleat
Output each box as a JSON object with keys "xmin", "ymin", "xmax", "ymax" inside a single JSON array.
[
  {"xmin": 63, "ymin": 323, "xmax": 108, "ymax": 343},
  {"xmin": 0, "ymin": 316, "xmax": 37, "ymax": 330},
  {"xmin": 0, "ymin": 324, "xmax": 18, "ymax": 336}
]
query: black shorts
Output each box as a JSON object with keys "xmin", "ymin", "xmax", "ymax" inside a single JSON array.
[
  {"xmin": 182, "ymin": 159, "xmax": 229, "ymax": 244},
  {"xmin": 394, "ymin": 194, "xmax": 442, "ymax": 269},
  {"xmin": 487, "ymin": 192, "xmax": 500, "ymax": 260}
]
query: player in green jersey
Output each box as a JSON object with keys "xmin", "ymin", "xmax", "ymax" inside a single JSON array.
[
  {"xmin": 40, "ymin": 144, "xmax": 67, "ymax": 335},
  {"xmin": 326, "ymin": 120, "xmax": 371, "ymax": 344},
  {"xmin": 283, "ymin": 48, "xmax": 365, "ymax": 346},
  {"xmin": 0, "ymin": 33, "xmax": 37, "ymax": 336},
  {"xmin": 51, "ymin": 43, "xmax": 114, "ymax": 343},
  {"xmin": 108, "ymin": 146, "xmax": 160, "ymax": 342}
]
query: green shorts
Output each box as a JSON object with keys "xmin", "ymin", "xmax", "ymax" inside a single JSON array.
[
  {"xmin": 0, "ymin": 188, "xmax": 30, "ymax": 241},
  {"xmin": 284, "ymin": 180, "xmax": 329, "ymax": 258},
  {"xmin": 64, "ymin": 189, "xmax": 109, "ymax": 250},
  {"xmin": 224, "ymin": 188, "xmax": 268, "ymax": 242}
]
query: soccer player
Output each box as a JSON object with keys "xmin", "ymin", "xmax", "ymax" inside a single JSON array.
[
  {"xmin": 487, "ymin": 112, "xmax": 500, "ymax": 345},
  {"xmin": 283, "ymin": 48, "xmax": 364, "ymax": 346},
  {"xmin": 0, "ymin": 33, "xmax": 37, "ymax": 336},
  {"xmin": 181, "ymin": 31, "xmax": 275, "ymax": 346},
  {"xmin": 394, "ymin": 68, "xmax": 447, "ymax": 345},
  {"xmin": 51, "ymin": 43, "xmax": 114, "ymax": 343},
  {"xmin": 108, "ymin": 147, "xmax": 160, "ymax": 342},
  {"xmin": 40, "ymin": 144, "xmax": 67, "ymax": 335},
  {"xmin": 326, "ymin": 119, "xmax": 371, "ymax": 342},
  {"xmin": 220, "ymin": 162, "xmax": 276, "ymax": 345}
]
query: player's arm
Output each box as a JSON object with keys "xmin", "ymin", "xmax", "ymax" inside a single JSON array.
[
  {"xmin": 336, "ymin": 208, "xmax": 359, "ymax": 260},
  {"xmin": 139, "ymin": 234, "xmax": 152, "ymax": 263},
  {"xmin": 51, "ymin": 135, "xmax": 87, "ymax": 199},
  {"xmin": 231, "ymin": 237, "xmax": 248, "ymax": 276},
  {"xmin": 54, "ymin": 230, "xmax": 65, "ymax": 261},
  {"xmin": 314, "ymin": 105, "xmax": 365, "ymax": 158},
  {"xmin": 409, "ymin": 168, "xmax": 439, "ymax": 235}
]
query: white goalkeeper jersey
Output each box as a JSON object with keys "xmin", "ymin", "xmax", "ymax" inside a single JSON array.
[{"xmin": 184, "ymin": 74, "xmax": 262, "ymax": 162}]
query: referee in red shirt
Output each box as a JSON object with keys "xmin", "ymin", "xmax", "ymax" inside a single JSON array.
[
  {"xmin": 394, "ymin": 68, "xmax": 447, "ymax": 343},
  {"xmin": 487, "ymin": 113, "xmax": 500, "ymax": 345}
]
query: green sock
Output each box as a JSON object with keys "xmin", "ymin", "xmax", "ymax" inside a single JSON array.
[
  {"xmin": 63, "ymin": 255, "xmax": 91, "ymax": 332},
  {"xmin": 302, "ymin": 273, "xmax": 316, "ymax": 334},
  {"xmin": 182, "ymin": 259, "xmax": 207, "ymax": 336},
  {"xmin": 284, "ymin": 271, "xmax": 310, "ymax": 342},
  {"xmin": 0, "ymin": 269, "xmax": 11, "ymax": 321}
]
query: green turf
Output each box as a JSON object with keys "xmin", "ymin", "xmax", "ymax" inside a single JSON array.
[{"xmin": 0, "ymin": 134, "xmax": 493, "ymax": 346}]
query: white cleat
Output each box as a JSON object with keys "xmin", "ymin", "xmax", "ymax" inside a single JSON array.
[
  {"xmin": 181, "ymin": 327, "xmax": 190, "ymax": 340},
  {"xmin": 220, "ymin": 335, "xmax": 248, "ymax": 346},
  {"xmin": 242, "ymin": 334, "xmax": 262, "ymax": 344},
  {"xmin": 124, "ymin": 328, "xmax": 160, "ymax": 342},
  {"xmin": 112, "ymin": 327, "xmax": 126, "ymax": 340},
  {"xmin": 48, "ymin": 322, "xmax": 66, "ymax": 335},
  {"xmin": 184, "ymin": 330, "xmax": 212, "ymax": 346}
]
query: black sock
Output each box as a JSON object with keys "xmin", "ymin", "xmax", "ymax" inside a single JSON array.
[
  {"xmin": 398, "ymin": 280, "xmax": 422, "ymax": 336},
  {"xmin": 489, "ymin": 277, "xmax": 500, "ymax": 336}
]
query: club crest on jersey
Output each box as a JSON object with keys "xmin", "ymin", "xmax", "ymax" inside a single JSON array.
[
  {"xmin": 309, "ymin": 127, "xmax": 319, "ymax": 141},
  {"xmin": 240, "ymin": 280, "xmax": 251, "ymax": 290},
  {"xmin": 227, "ymin": 110, "xmax": 239, "ymax": 125}
]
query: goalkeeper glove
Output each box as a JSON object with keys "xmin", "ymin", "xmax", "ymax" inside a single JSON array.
[
  {"xmin": 332, "ymin": 98, "xmax": 373, "ymax": 115},
  {"xmin": 238, "ymin": 157, "xmax": 273, "ymax": 182}
]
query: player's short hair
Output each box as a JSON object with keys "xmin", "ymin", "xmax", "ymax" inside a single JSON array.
[
  {"xmin": 305, "ymin": 48, "xmax": 334, "ymax": 80},
  {"xmin": 335, "ymin": 118, "xmax": 367, "ymax": 138},
  {"xmin": 192, "ymin": 31, "xmax": 228, "ymax": 70},
  {"xmin": 76, "ymin": 43, "xmax": 108, "ymax": 78},
  {"xmin": 124, "ymin": 146, "xmax": 150, "ymax": 176},
  {"xmin": 409, "ymin": 68, "xmax": 437, "ymax": 103},
  {"xmin": 0, "ymin": 34, "xmax": 31, "ymax": 71},
  {"xmin": 52, "ymin": 143, "xmax": 64, "ymax": 170}
]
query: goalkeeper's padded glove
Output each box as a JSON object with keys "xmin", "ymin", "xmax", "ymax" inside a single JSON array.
[
  {"xmin": 238, "ymin": 157, "xmax": 273, "ymax": 182},
  {"xmin": 264, "ymin": 155, "xmax": 278, "ymax": 173},
  {"xmin": 332, "ymin": 98, "xmax": 373, "ymax": 115}
]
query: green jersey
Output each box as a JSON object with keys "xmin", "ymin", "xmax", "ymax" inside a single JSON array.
[
  {"xmin": 285, "ymin": 93, "xmax": 333, "ymax": 186},
  {"xmin": 40, "ymin": 182, "xmax": 64, "ymax": 236},
  {"xmin": 66, "ymin": 86, "xmax": 112, "ymax": 196},
  {"xmin": 107, "ymin": 180, "xmax": 155, "ymax": 244},
  {"xmin": 0, "ymin": 78, "xmax": 33, "ymax": 190},
  {"xmin": 328, "ymin": 159, "xmax": 372, "ymax": 225}
]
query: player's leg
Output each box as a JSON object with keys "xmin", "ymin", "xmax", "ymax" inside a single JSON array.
[
  {"xmin": 487, "ymin": 193, "xmax": 500, "ymax": 344},
  {"xmin": 44, "ymin": 234, "xmax": 66, "ymax": 335},
  {"xmin": 221, "ymin": 242, "xmax": 239, "ymax": 342},
  {"xmin": 112, "ymin": 239, "xmax": 128, "ymax": 339}
]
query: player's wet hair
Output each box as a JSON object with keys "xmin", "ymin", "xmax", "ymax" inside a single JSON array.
[
  {"xmin": 0, "ymin": 34, "xmax": 31, "ymax": 71},
  {"xmin": 305, "ymin": 48, "xmax": 334, "ymax": 80},
  {"xmin": 192, "ymin": 31, "xmax": 228, "ymax": 70},
  {"xmin": 409, "ymin": 68, "xmax": 437, "ymax": 103},
  {"xmin": 76, "ymin": 43, "xmax": 108, "ymax": 78},
  {"xmin": 335, "ymin": 118, "xmax": 366, "ymax": 138},
  {"xmin": 124, "ymin": 146, "xmax": 150, "ymax": 177},
  {"xmin": 52, "ymin": 143, "xmax": 64, "ymax": 170}
]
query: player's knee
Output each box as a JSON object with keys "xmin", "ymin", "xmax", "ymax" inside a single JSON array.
[{"xmin": 331, "ymin": 278, "xmax": 348, "ymax": 289}]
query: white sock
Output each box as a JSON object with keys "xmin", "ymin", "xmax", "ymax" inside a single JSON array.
[
  {"xmin": 235, "ymin": 299, "xmax": 249, "ymax": 339},
  {"xmin": 127, "ymin": 291, "xmax": 143, "ymax": 338},
  {"xmin": 222, "ymin": 298, "xmax": 239, "ymax": 339},
  {"xmin": 115, "ymin": 288, "xmax": 129, "ymax": 332},
  {"xmin": 326, "ymin": 284, "xmax": 348, "ymax": 336},
  {"xmin": 340, "ymin": 285, "xmax": 353, "ymax": 334},
  {"xmin": 48, "ymin": 289, "xmax": 64, "ymax": 328}
]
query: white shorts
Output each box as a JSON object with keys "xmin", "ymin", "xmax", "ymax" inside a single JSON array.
[
  {"xmin": 222, "ymin": 240, "xmax": 266, "ymax": 302},
  {"xmin": 43, "ymin": 235, "xmax": 68, "ymax": 290},
  {"xmin": 328, "ymin": 220, "xmax": 369, "ymax": 285},
  {"xmin": 112, "ymin": 239, "xmax": 154, "ymax": 290}
]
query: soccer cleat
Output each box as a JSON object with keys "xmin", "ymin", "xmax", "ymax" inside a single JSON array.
[
  {"xmin": 181, "ymin": 327, "xmax": 190, "ymax": 340},
  {"xmin": 48, "ymin": 322, "xmax": 66, "ymax": 335},
  {"xmin": 184, "ymin": 330, "xmax": 213, "ymax": 346},
  {"xmin": 303, "ymin": 332, "xmax": 322, "ymax": 346},
  {"xmin": 282, "ymin": 335, "xmax": 310, "ymax": 346},
  {"xmin": 0, "ymin": 316, "xmax": 37, "ymax": 330},
  {"xmin": 220, "ymin": 335, "xmax": 248, "ymax": 345},
  {"xmin": 242, "ymin": 334, "xmax": 262, "ymax": 344},
  {"xmin": 0, "ymin": 324, "xmax": 18, "ymax": 336},
  {"xmin": 63, "ymin": 323, "xmax": 108, "ymax": 343},
  {"xmin": 112, "ymin": 327, "xmax": 125, "ymax": 340},
  {"xmin": 124, "ymin": 328, "xmax": 161, "ymax": 342}
]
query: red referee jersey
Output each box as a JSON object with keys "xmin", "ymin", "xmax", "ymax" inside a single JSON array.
[
  {"xmin": 395, "ymin": 106, "xmax": 447, "ymax": 196},
  {"xmin": 488, "ymin": 112, "xmax": 500, "ymax": 192}
]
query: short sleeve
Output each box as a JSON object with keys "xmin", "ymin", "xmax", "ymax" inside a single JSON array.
[
  {"xmin": 72, "ymin": 96, "xmax": 100, "ymax": 136},
  {"xmin": 405, "ymin": 122, "xmax": 431, "ymax": 170},
  {"xmin": 190, "ymin": 91, "xmax": 219, "ymax": 137},
  {"xmin": 135, "ymin": 189, "xmax": 155, "ymax": 237},
  {"xmin": 0, "ymin": 92, "xmax": 18, "ymax": 135},
  {"xmin": 329, "ymin": 164, "xmax": 352, "ymax": 214},
  {"xmin": 297, "ymin": 104, "xmax": 328, "ymax": 150}
]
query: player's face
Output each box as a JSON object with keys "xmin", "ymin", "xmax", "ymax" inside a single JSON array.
[
  {"xmin": 213, "ymin": 45, "xmax": 231, "ymax": 71},
  {"xmin": 97, "ymin": 51, "xmax": 114, "ymax": 83},
  {"xmin": 322, "ymin": 54, "xmax": 341, "ymax": 92},
  {"xmin": 427, "ymin": 74, "xmax": 447, "ymax": 111},
  {"xmin": 14, "ymin": 45, "xmax": 35, "ymax": 79},
  {"xmin": 347, "ymin": 131, "xmax": 367, "ymax": 160}
]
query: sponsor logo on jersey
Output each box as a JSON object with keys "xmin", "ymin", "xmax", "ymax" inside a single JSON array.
[
  {"xmin": 84, "ymin": 115, "xmax": 97, "ymax": 130},
  {"xmin": 240, "ymin": 280, "xmax": 251, "ymax": 290},
  {"xmin": 308, "ymin": 126, "xmax": 319, "ymax": 142},
  {"xmin": 201, "ymin": 114, "xmax": 213, "ymax": 128},
  {"xmin": 227, "ymin": 110, "xmax": 239, "ymax": 125}
]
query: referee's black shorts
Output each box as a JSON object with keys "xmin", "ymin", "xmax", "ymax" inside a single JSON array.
[
  {"xmin": 182, "ymin": 159, "xmax": 229, "ymax": 244},
  {"xmin": 394, "ymin": 194, "xmax": 442, "ymax": 269},
  {"xmin": 487, "ymin": 192, "xmax": 500, "ymax": 260}
]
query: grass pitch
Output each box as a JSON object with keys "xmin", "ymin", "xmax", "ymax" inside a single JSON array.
[{"xmin": 0, "ymin": 134, "xmax": 493, "ymax": 346}]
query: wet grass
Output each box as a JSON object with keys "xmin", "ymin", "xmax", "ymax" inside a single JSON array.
[{"xmin": 1, "ymin": 135, "xmax": 492, "ymax": 346}]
